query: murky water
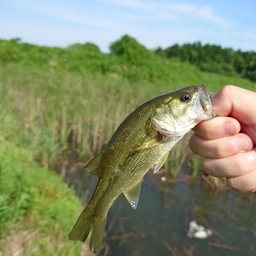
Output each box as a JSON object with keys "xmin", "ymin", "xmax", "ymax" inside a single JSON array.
[{"xmin": 66, "ymin": 164, "xmax": 256, "ymax": 256}]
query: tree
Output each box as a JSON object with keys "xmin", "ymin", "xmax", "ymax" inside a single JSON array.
[{"xmin": 109, "ymin": 35, "xmax": 152, "ymax": 65}]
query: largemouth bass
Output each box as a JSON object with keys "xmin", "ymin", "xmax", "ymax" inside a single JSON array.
[{"xmin": 69, "ymin": 84, "xmax": 215, "ymax": 253}]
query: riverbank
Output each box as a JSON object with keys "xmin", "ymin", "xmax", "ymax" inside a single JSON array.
[{"xmin": 0, "ymin": 140, "xmax": 87, "ymax": 255}]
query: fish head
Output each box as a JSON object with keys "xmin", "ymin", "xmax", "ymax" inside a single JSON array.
[{"xmin": 152, "ymin": 84, "xmax": 215, "ymax": 137}]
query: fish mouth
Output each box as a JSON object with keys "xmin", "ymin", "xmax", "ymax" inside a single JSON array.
[
  {"xmin": 197, "ymin": 84, "xmax": 216, "ymax": 118},
  {"xmin": 200, "ymin": 95, "xmax": 210, "ymax": 113}
]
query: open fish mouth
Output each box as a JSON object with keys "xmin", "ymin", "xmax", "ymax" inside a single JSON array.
[
  {"xmin": 197, "ymin": 84, "xmax": 216, "ymax": 119},
  {"xmin": 200, "ymin": 94, "xmax": 211, "ymax": 113}
]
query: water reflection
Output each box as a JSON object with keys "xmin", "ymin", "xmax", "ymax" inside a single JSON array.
[{"xmin": 66, "ymin": 164, "xmax": 256, "ymax": 256}]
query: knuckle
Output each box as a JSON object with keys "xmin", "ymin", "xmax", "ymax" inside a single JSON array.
[
  {"xmin": 220, "ymin": 85, "xmax": 236, "ymax": 97},
  {"xmin": 201, "ymin": 159, "xmax": 212, "ymax": 174},
  {"xmin": 226, "ymin": 177, "xmax": 245, "ymax": 193},
  {"xmin": 189, "ymin": 134, "xmax": 201, "ymax": 153},
  {"xmin": 208, "ymin": 142, "xmax": 228, "ymax": 158},
  {"xmin": 212, "ymin": 138, "xmax": 236, "ymax": 158},
  {"xmin": 213, "ymin": 144, "xmax": 225, "ymax": 158}
]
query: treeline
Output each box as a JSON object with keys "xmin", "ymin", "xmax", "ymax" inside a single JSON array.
[
  {"xmin": 0, "ymin": 35, "xmax": 256, "ymax": 82},
  {"xmin": 0, "ymin": 36, "xmax": 169, "ymax": 83},
  {"xmin": 156, "ymin": 42, "xmax": 256, "ymax": 81}
]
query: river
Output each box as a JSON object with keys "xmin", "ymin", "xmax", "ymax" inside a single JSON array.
[{"xmin": 65, "ymin": 160, "xmax": 256, "ymax": 256}]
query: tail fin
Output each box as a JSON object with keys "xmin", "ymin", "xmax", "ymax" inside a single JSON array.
[{"xmin": 69, "ymin": 211, "xmax": 107, "ymax": 254}]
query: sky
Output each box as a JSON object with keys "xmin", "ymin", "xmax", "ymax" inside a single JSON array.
[{"xmin": 1, "ymin": 0, "xmax": 256, "ymax": 53}]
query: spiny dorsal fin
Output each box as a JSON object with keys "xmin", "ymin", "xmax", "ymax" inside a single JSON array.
[
  {"xmin": 84, "ymin": 152, "xmax": 103, "ymax": 176},
  {"xmin": 152, "ymin": 152, "xmax": 169, "ymax": 173},
  {"xmin": 123, "ymin": 180, "xmax": 142, "ymax": 209}
]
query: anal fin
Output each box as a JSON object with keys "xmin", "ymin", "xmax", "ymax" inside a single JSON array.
[{"xmin": 123, "ymin": 180, "xmax": 142, "ymax": 210}]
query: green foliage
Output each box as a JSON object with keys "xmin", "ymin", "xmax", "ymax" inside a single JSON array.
[
  {"xmin": 191, "ymin": 154, "xmax": 202, "ymax": 177},
  {"xmin": 0, "ymin": 38, "xmax": 117, "ymax": 75},
  {"xmin": 0, "ymin": 141, "xmax": 83, "ymax": 255},
  {"xmin": 68, "ymin": 42, "xmax": 100, "ymax": 52},
  {"xmin": 109, "ymin": 35, "xmax": 161, "ymax": 81},
  {"xmin": 157, "ymin": 42, "xmax": 256, "ymax": 81},
  {"xmin": 110, "ymin": 34, "xmax": 153, "ymax": 65},
  {"xmin": 1, "ymin": 35, "xmax": 256, "ymax": 82}
]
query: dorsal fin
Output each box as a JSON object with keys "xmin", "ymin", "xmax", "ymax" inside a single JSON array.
[
  {"xmin": 84, "ymin": 152, "xmax": 103, "ymax": 176},
  {"xmin": 123, "ymin": 180, "xmax": 142, "ymax": 209}
]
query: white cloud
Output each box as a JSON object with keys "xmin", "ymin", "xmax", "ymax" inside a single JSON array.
[
  {"xmin": 98, "ymin": 0, "xmax": 232, "ymax": 27},
  {"xmin": 24, "ymin": 2, "xmax": 117, "ymax": 29},
  {"xmin": 98, "ymin": 0, "xmax": 153, "ymax": 10},
  {"xmin": 195, "ymin": 6, "xmax": 230, "ymax": 26}
]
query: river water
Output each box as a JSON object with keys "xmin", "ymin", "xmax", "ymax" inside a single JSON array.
[{"xmin": 66, "ymin": 162, "xmax": 256, "ymax": 256}]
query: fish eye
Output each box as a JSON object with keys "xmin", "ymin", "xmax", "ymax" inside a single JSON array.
[{"xmin": 180, "ymin": 92, "xmax": 191, "ymax": 102}]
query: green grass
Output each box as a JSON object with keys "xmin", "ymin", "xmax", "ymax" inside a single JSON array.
[{"xmin": 0, "ymin": 139, "xmax": 84, "ymax": 255}]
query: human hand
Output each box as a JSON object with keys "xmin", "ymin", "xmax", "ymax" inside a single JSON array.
[{"xmin": 190, "ymin": 85, "xmax": 256, "ymax": 193}]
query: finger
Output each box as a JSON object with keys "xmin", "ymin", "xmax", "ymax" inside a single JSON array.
[
  {"xmin": 227, "ymin": 169, "xmax": 256, "ymax": 193},
  {"xmin": 201, "ymin": 148, "xmax": 256, "ymax": 178},
  {"xmin": 241, "ymin": 123, "xmax": 256, "ymax": 145},
  {"xmin": 193, "ymin": 116, "xmax": 241, "ymax": 140},
  {"xmin": 212, "ymin": 85, "xmax": 256, "ymax": 125},
  {"xmin": 189, "ymin": 133, "xmax": 253, "ymax": 158}
]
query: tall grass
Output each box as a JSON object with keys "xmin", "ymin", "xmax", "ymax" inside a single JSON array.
[{"xmin": 0, "ymin": 61, "xmax": 255, "ymax": 171}]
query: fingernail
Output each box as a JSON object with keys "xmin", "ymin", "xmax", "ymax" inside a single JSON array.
[
  {"xmin": 251, "ymin": 190, "xmax": 256, "ymax": 194},
  {"xmin": 223, "ymin": 122, "xmax": 236, "ymax": 135},
  {"xmin": 234, "ymin": 137, "xmax": 250, "ymax": 152}
]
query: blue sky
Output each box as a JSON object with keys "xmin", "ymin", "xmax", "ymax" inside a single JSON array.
[{"xmin": 1, "ymin": 0, "xmax": 256, "ymax": 52}]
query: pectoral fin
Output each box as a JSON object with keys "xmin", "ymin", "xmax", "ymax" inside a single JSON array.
[
  {"xmin": 152, "ymin": 152, "xmax": 169, "ymax": 173},
  {"xmin": 123, "ymin": 180, "xmax": 142, "ymax": 210},
  {"xmin": 84, "ymin": 152, "xmax": 103, "ymax": 176},
  {"xmin": 137, "ymin": 138, "xmax": 160, "ymax": 150}
]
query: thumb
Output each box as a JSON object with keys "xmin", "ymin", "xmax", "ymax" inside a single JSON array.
[{"xmin": 212, "ymin": 85, "xmax": 256, "ymax": 126}]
